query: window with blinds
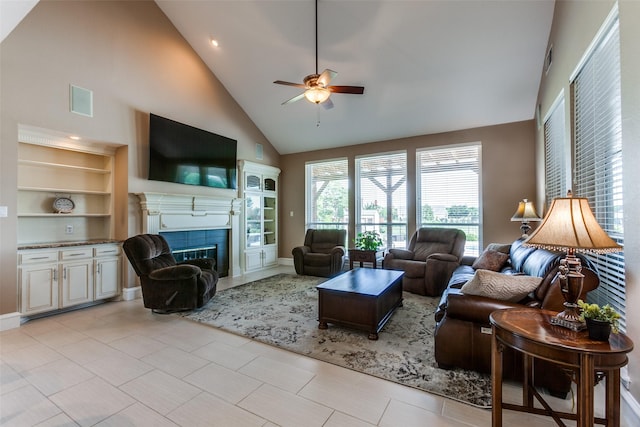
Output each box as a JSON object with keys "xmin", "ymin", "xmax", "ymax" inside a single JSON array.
[
  {"xmin": 305, "ymin": 158, "xmax": 349, "ymax": 231},
  {"xmin": 355, "ymin": 151, "xmax": 407, "ymax": 249},
  {"xmin": 571, "ymin": 14, "xmax": 625, "ymax": 330},
  {"xmin": 543, "ymin": 95, "xmax": 568, "ymax": 208},
  {"xmin": 417, "ymin": 144, "xmax": 481, "ymax": 255}
]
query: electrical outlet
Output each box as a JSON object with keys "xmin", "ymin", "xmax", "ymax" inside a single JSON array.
[{"xmin": 65, "ymin": 225, "xmax": 74, "ymax": 234}]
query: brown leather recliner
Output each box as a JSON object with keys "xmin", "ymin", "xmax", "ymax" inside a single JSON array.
[
  {"xmin": 434, "ymin": 241, "xmax": 600, "ymax": 398},
  {"xmin": 383, "ymin": 227, "xmax": 466, "ymax": 296},
  {"xmin": 292, "ymin": 229, "xmax": 346, "ymax": 277},
  {"xmin": 123, "ymin": 234, "xmax": 218, "ymax": 313}
]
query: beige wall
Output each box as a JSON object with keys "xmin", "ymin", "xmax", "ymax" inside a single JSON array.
[
  {"xmin": 0, "ymin": 0, "xmax": 279, "ymax": 314},
  {"xmin": 536, "ymin": 0, "xmax": 640, "ymax": 402},
  {"xmin": 279, "ymin": 120, "xmax": 537, "ymax": 259}
]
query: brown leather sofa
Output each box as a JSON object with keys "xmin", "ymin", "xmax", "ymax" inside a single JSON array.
[
  {"xmin": 383, "ymin": 227, "xmax": 466, "ymax": 296},
  {"xmin": 434, "ymin": 238, "xmax": 599, "ymax": 397},
  {"xmin": 292, "ymin": 229, "xmax": 347, "ymax": 277}
]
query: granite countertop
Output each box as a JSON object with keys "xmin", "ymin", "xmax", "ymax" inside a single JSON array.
[{"xmin": 18, "ymin": 239, "xmax": 122, "ymax": 250}]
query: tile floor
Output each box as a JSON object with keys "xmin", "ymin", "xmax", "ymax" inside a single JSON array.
[{"xmin": 0, "ymin": 266, "xmax": 632, "ymax": 426}]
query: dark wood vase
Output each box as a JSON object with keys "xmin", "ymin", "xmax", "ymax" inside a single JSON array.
[{"xmin": 586, "ymin": 318, "xmax": 611, "ymax": 341}]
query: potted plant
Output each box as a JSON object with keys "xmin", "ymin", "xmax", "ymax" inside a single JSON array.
[
  {"xmin": 354, "ymin": 230, "xmax": 383, "ymax": 251},
  {"xmin": 577, "ymin": 299, "xmax": 621, "ymax": 341}
]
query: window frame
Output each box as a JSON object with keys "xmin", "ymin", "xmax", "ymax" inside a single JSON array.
[
  {"xmin": 355, "ymin": 150, "xmax": 408, "ymax": 249},
  {"xmin": 569, "ymin": 7, "xmax": 625, "ymax": 331},
  {"xmin": 304, "ymin": 157, "xmax": 349, "ymax": 232},
  {"xmin": 416, "ymin": 142, "xmax": 482, "ymax": 255}
]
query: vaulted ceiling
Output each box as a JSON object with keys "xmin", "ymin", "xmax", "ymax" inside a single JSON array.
[
  {"xmin": 1, "ymin": 1, "xmax": 555, "ymax": 155},
  {"xmin": 156, "ymin": 0, "xmax": 555, "ymax": 154}
]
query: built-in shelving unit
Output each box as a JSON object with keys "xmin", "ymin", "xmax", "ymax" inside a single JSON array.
[
  {"xmin": 16, "ymin": 126, "xmax": 123, "ymax": 318},
  {"xmin": 17, "ymin": 138, "xmax": 115, "ymax": 244},
  {"xmin": 239, "ymin": 160, "xmax": 281, "ymax": 272}
]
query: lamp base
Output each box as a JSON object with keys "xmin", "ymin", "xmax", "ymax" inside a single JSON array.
[
  {"xmin": 520, "ymin": 222, "xmax": 532, "ymax": 236},
  {"xmin": 548, "ymin": 252, "xmax": 586, "ymax": 331}
]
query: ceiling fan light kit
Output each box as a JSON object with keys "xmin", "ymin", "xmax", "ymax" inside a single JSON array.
[
  {"xmin": 304, "ymin": 86, "xmax": 331, "ymax": 104},
  {"xmin": 273, "ymin": 0, "xmax": 364, "ymax": 108}
]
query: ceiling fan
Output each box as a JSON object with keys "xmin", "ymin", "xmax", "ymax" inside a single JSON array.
[{"xmin": 273, "ymin": 0, "xmax": 365, "ymax": 109}]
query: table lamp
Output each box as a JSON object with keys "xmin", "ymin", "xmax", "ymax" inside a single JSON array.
[
  {"xmin": 524, "ymin": 191, "xmax": 622, "ymax": 330},
  {"xmin": 510, "ymin": 199, "xmax": 541, "ymax": 237}
]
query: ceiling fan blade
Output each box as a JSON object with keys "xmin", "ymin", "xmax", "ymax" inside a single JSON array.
[
  {"xmin": 281, "ymin": 93, "xmax": 306, "ymax": 105},
  {"xmin": 321, "ymin": 97, "xmax": 334, "ymax": 110},
  {"xmin": 274, "ymin": 80, "xmax": 306, "ymax": 88},
  {"xmin": 329, "ymin": 85, "xmax": 365, "ymax": 95},
  {"xmin": 317, "ymin": 69, "xmax": 337, "ymax": 87}
]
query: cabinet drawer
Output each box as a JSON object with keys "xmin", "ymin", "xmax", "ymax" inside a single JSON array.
[
  {"xmin": 94, "ymin": 244, "xmax": 121, "ymax": 257},
  {"xmin": 60, "ymin": 248, "xmax": 93, "ymax": 260},
  {"xmin": 19, "ymin": 251, "xmax": 58, "ymax": 264}
]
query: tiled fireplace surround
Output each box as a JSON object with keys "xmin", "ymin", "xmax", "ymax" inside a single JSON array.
[{"xmin": 136, "ymin": 192, "xmax": 243, "ymax": 278}]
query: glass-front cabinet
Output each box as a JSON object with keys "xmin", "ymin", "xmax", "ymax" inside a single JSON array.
[{"xmin": 239, "ymin": 160, "xmax": 281, "ymax": 272}]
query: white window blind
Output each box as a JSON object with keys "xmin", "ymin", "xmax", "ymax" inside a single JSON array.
[
  {"xmin": 544, "ymin": 96, "xmax": 567, "ymax": 207},
  {"xmin": 571, "ymin": 15, "xmax": 625, "ymax": 330},
  {"xmin": 417, "ymin": 144, "xmax": 481, "ymax": 255},
  {"xmin": 355, "ymin": 152, "xmax": 407, "ymax": 249},
  {"xmin": 305, "ymin": 158, "xmax": 348, "ymax": 232}
]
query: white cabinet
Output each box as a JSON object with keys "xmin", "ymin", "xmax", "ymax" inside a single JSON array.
[
  {"xmin": 239, "ymin": 161, "xmax": 281, "ymax": 272},
  {"xmin": 19, "ymin": 251, "xmax": 59, "ymax": 316},
  {"xmin": 60, "ymin": 248, "xmax": 94, "ymax": 307},
  {"xmin": 94, "ymin": 244, "xmax": 122, "ymax": 300},
  {"xmin": 18, "ymin": 244, "xmax": 121, "ymax": 317}
]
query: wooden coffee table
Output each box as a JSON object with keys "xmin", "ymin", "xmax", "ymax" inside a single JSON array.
[{"xmin": 316, "ymin": 269, "xmax": 404, "ymax": 340}]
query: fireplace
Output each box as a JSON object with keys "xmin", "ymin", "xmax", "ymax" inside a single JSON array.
[
  {"xmin": 136, "ymin": 192, "xmax": 242, "ymax": 277},
  {"xmin": 161, "ymin": 229, "xmax": 228, "ymax": 277}
]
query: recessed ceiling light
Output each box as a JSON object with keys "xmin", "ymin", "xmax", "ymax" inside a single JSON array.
[
  {"xmin": 69, "ymin": 135, "xmax": 81, "ymax": 140},
  {"xmin": 210, "ymin": 38, "xmax": 219, "ymax": 47}
]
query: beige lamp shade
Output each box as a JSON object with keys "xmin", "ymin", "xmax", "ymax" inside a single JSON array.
[
  {"xmin": 510, "ymin": 199, "xmax": 541, "ymax": 222},
  {"xmin": 524, "ymin": 195, "xmax": 621, "ymax": 253}
]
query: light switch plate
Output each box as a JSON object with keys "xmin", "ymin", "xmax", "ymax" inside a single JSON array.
[{"xmin": 0, "ymin": 206, "xmax": 7, "ymax": 217}]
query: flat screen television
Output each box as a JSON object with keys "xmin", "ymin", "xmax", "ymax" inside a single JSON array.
[{"xmin": 148, "ymin": 113, "xmax": 237, "ymax": 190}]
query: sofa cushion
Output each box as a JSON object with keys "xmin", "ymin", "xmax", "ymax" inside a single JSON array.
[
  {"xmin": 486, "ymin": 243, "xmax": 512, "ymax": 254},
  {"xmin": 304, "ymin": 252, "xmax": 334, "ymax": 267},
  {"xmin": 521, "ymin": 249, "xmax": 562, "ymax": 278},
  {"xmin": 461, "ymin": 269, "xmax": 543, "ymax": 302},
  {"xmin": 472, "ymin": 249, "xmax": 509, "ymax": 271},
  {"xmin": 509, "ymin": 238, "xmax": 537, "ymax": 272}
]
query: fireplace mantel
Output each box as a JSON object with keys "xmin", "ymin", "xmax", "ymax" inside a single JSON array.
[{"xmin": 136, "ymin": 192, "xmax": 242, "ymax": 276}]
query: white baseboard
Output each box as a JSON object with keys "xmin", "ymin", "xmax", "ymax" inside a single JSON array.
[
  {"xmin": 622, "ymin": 386, "xmax": 640, "ymax": 425},
  {"xmin": 278, "ymin": 257, "xmax": 293, "ymax": 266},
  {"xmin": 0, "ymin": 312, "xmax": 22, "ymax": 331},
  {"xmin": 122, "ymin": 286, "xmax": 141, "ymax": 301}
]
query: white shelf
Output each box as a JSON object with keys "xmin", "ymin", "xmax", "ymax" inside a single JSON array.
[
  {"xmin": 18, "ymin": 213, "xmax": 110, "ymax": 218},
  {"xmin": 18, "ymin": 159, "xmax": 110, "ymax": 174},
  {"xmin": 18, "ymin": 186, "xmax": 110, "ymax": 195}
]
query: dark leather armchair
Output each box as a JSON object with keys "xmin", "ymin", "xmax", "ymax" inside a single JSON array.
[
  {"xmin": 123, "ymin": 234, "xmax": 218, "ymax": 313},
  {"xmin": 292, "ymin": 229, "xmax": 346, "ymax": 277},
  {"xmin": 383, "ymin": 227, "xmax": 466, "ymax": 296}
]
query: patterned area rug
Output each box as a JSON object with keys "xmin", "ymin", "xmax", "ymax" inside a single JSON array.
[{"xmin": 179, "ymin": 273, "xmax": 491, "ymax": 407}]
